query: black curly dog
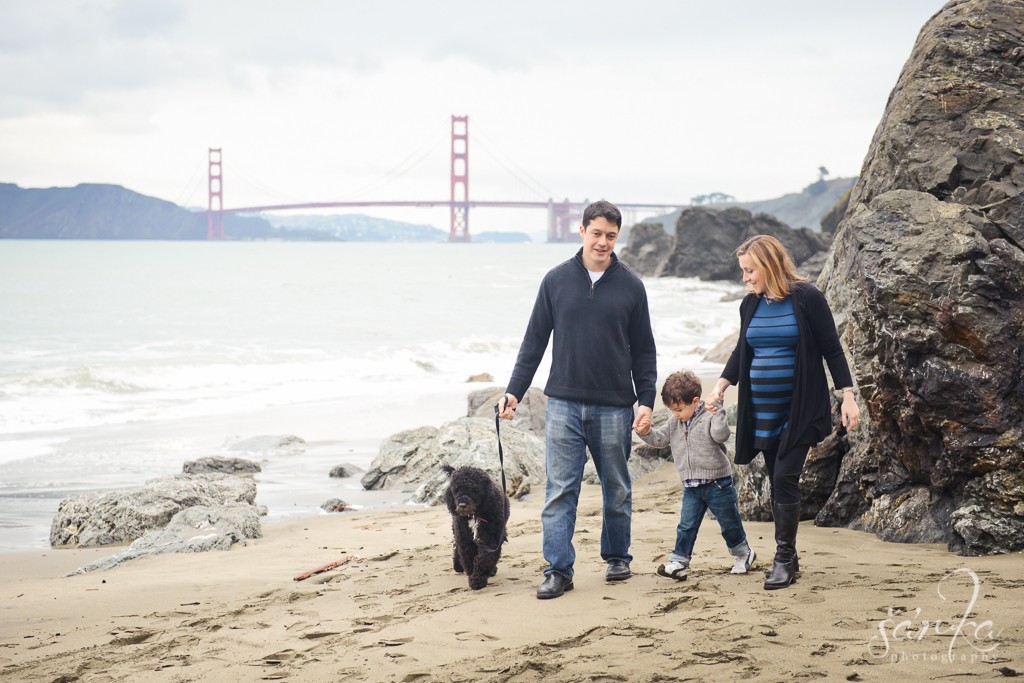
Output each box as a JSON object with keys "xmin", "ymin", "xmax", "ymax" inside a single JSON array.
[{"xmin": 442, "ymin": 464, "xmax": 510, "ymax": 590}]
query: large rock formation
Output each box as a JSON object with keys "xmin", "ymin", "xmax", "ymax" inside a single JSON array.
[
  {"xmin": 65, "ymin": 503, "xmax": 262, "ymax": 575},
  {"xmin": 183, "ymin": 456, "xmax": 261, "ymax": 475},
  {"xmin": 620, "ymin": 222, "xmax": 674, "ymax": 275},
  {"xmin": 816, "ymin": 0, "xmax": 1024, "ymax": 555},
  {"xmin": 50, "ymin": 474, "xmax": 258, "ymax": 548},
  {"xmin": 363, "ymin": 388, "xmax": 677, "ymax": 506},
  {"xmin": 466, "ymin": 386, "xmax": 548, "ymax": 437},
  {"xmin": 361, "ymin": 417, "xmax": 546, "ymax": 503},
  {"xmin": 620, "ymin": 207, "xmax": 830, "ymax": 281}
]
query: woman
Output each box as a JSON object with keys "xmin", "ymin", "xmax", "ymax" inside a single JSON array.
[{"xmin": 707, "ymin": 235, "xmax": 859, "ymax": 590}]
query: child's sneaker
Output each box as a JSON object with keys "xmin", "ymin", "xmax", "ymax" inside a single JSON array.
[
  {"xmin": 656, "ymin": 560, "xmax": 689, "ymax": 581},
  {"xmin": 729, "ymin": 542, "xmax": 756, "ymax": 574}
]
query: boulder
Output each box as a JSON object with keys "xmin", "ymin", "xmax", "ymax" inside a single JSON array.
[
  {"xmin": 50, "ymin": 474, "xmax": 257, "ymax": 548},
  {"xmin": 321, "ymin": 498, "xmax": 349, "ymax": 513},
  {"xmin": 466, "ymin": 386, "xmax": 547, "ymax": 437},
  {"xmin": 65, "ymin": 503, "xmax": 262, "ymax": 575},
  {"xmin": 329, "ymin": 464, "xmax": 363, "ymax": 478},
  {"xmin": 621, "ymin": 207, "xmax": 830, "ymax": 280},
  {"xmin": 183, "ymin": 456, "xmax": 261, "ymax": 475},
  {"xmin": 816, "ymin": 0, "xmax": 1024, "ymax": 555},
  {"xmin": 362, "ymin": 417, "xmax": 546, "ymax": 504},
  {"xmin": 702, "ymin": 330, "xmax": 740, "ymax": 365},
  {"xmin": 360, "ymin": 425, "xmax": 441, "ymax": 491},
  {"xmin": 467, "ymin": 372, "xmax": 494, "ymax": 383},
  {"xmin": 619, "ymin": 222, "xmax": 675, "ymax": 275}
]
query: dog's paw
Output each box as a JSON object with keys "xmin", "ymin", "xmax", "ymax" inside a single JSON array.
[{"xmin": 468, "ymin": 576, "xmax": 488, "ymax": 590}]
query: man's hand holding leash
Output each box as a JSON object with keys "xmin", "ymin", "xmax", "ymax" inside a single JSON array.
[{"xmin": 497, "ymin": 393, "xmax": 518, "ymax": 420}]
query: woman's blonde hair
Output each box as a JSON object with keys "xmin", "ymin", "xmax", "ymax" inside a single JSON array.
[{"xmin": 735, "ymin": 235, "xmax": 806, "ymax": 300}]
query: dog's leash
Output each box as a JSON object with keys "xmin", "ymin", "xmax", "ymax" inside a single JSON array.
[{"xmin": 492, "ymin": 401, "xmax": 511, "ymax": 495}]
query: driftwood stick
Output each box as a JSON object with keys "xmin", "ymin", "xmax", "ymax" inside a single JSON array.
[{"xmin": 293, "ymin": 556, "xmax": 353, "ymax": 582}]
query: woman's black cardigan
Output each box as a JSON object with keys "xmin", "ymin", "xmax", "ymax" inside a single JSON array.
[{"xmin": 722, "ymin": 282, "xmax": 854, "ymax": 465}]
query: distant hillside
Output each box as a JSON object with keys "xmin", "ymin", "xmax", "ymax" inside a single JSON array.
[
  {"xmin": 0, "ymin": 183, "xmax": 275, "ymax": 240},
  {"xmin": 268, "ymin": 214, "xmax": 447, "ymax": 242},
  {"xmin": 635, "ymin": 177, "xmax": 856, "ymax": 237},
  {"xmin": 734, "ymin": 177, "xmax": 857, "ymax": 230}
]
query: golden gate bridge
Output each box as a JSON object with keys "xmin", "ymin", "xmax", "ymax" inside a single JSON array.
[{"xmin": 205, "ymin": 116, "xmax": 683, "ymax": 242}]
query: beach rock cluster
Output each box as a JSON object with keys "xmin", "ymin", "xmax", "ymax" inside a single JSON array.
[
  {"xmin": 50, "ymin": 473, "xmax": 259, "ymax": 548},
  {"xmin": 363, "ymin": 387, "xmax": 674, "ymax": 506},
  {"xmin": 361, "ymin": 416, "xmax": 546, "ymax": 505},
  {"xmin": 816, "ymin": 0, "xmax": 1024, "ymax": 555},
  {"xmin": 620, "ymin": 207, "xmax": 830, "ymax": 281},
  {"xmin": 329, "ymin": 464, "xmax": 362, "ymax": 478},
  {"xmin": 183, "ymin": 456, "xmax": 261, "ymax": 474},
  {"xmin": 466, "ymin": 386, "xmax": 547, "ymax": 437},
  {"xmin": 619, "ymin": 223, "xmax": 674, "ymax": 276},
  {"xmin": 65, "ymin": 503, "xmax": 262, "ymax": 576},
  {"xmin": 359, "ymin": 387, "xmax": 550, "ymax": 505}
]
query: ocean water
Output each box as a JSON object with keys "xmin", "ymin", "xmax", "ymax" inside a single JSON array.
[{"xmin": 0, "ymin": 240, "xmax": 743, "ymax": 550}]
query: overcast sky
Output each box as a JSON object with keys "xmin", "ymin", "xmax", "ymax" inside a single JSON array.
[{"xmin": 0, "ymin": 1, "xmax": 945, "ymax": 234}]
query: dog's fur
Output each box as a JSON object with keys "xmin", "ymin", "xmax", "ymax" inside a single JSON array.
[{"xmin": 442, "ymin": 464, "xmax": 510, "ymax": 590}]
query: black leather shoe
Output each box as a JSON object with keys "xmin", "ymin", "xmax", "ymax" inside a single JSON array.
[
  {"xmin": 537, "ymin": 572, "xmax": 574, "ymax": 599},
  {"xmin": 605, "ymin": 559, "xmax": 632, "ymax": 582}
]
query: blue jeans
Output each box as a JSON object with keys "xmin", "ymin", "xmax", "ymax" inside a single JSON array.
[
  {"xmin": 669, "ymin": 476, "xmax": 747, "ymax": 563},
  {"xmin": 542, "ymin": 398, "xmax": 634, "ymax": 578}
]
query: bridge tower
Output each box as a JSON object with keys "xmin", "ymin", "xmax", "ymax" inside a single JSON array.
[
  {"xmin": 547, "ymin": 200, "xmax": 582, "ymax": 242},
  {"xmin": 449, "ymin": 115, "xmax": 470, "ymax": 242},
  {"xmin": 207, "ymin": 148, "xmax": 224, "ymax": 240}
]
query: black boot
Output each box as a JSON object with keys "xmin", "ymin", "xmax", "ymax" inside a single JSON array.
[{"xmin": 764, "ymin": 502, "xmax": 800, "ymax": 590}]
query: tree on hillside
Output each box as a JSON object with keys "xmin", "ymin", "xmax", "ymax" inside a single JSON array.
[
  {"xmin": 690, "ymin": 192, "xmax": 736, "ymax": 205},
  {"xmin": 818, "ymin": 166, "xmax": 829, "ymax": 180}
]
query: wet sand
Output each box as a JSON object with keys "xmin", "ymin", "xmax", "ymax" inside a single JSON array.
[{"xmin": 1, "ymin": 463, "xmax": 1021, "ymax": 682}]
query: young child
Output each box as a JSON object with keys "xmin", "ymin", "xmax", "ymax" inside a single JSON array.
[{"xmin": 635, "ymin": 370, "xmax": 756, "ymax": 580}]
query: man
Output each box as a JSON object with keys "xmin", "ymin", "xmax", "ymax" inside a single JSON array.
[{"xmin": 498, "ymin": 200, "xmax": 657, "ymax": 599}]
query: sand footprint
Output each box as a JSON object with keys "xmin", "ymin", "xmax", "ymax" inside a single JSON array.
[
  {"xmin": 259, "ymin": 648, "xmax": 301, "ymax": 666},
  {"xmin": 454, "ymin": 631, "xmax": 500, "ymax": 642}
]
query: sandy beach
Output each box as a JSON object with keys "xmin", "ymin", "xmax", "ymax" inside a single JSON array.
[{"xmin": 1, "ymin": 462, "xmax": 1020, "ymax": 682}]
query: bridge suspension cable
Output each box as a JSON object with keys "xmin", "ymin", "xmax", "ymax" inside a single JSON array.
[
  {"xmin": 320, "ymin": 121, "xmax": 448, "ymax": 203},
  {"xmin": 474, "ymin": 127, "xmax": 556, "ymax": 201},
  {"xmin": 229, "ymin": 162, "xmax": 309, "ymax": 205},
  {"xmin": 173, "ymin": 158, "xmax": 207, "ymax": 208}
]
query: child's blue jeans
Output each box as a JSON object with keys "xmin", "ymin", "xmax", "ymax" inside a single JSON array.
[{"xmin": 669, "ymin": 476, "xmax": 747, "ymax": 563}]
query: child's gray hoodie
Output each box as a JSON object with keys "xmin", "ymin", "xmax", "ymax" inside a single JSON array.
[{"xmin": 637, "ymin": 402, "xmax": 732, "ymax": 482}]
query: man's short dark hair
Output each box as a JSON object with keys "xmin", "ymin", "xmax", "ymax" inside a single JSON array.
[
  {"xmin": 661, "ymin": 370, "xmax": 702, "ymax": 406},
  {"xmin": 582, "ymin": 200, "xmax": 622, "ymax": 229}
]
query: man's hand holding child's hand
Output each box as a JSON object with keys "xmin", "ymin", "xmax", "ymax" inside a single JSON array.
[{"xmin": 634, "ymin": 409, "xmax": 652, "ymax": 436}]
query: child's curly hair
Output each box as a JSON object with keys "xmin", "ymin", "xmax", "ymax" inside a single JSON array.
[{"xmin": 661, "ymin": 370, "xmax": 702, "ymax": 407}]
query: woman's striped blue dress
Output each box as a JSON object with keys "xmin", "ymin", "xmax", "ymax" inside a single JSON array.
[{"xmin": 746, "ymin": 296, "xmax": 799, "ymax": 451}]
